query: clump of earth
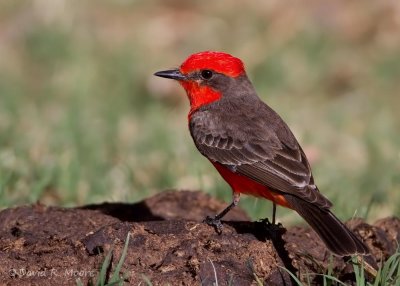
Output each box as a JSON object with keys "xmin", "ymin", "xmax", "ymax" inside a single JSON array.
[{"xmin": 0, "ymin": 190, "xmax": 399, "ymax": 285}]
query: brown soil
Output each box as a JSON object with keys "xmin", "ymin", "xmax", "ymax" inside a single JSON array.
[{"xmin": 0, "ymin": 190, "xmax": 399, "ymax": 285}]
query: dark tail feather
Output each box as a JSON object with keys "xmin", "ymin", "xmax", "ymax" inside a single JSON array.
[{"xmin": 284, "ymin": 195, "xmax": 369, "ymax": 256}]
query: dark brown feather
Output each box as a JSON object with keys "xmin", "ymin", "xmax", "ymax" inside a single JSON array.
[
  {"xmin": 189, "ymin": 78, "xmax": 332, "ymax": 209},
  {"xmin": 188, "ymin": 73, "xmax": 369, "ymax": 256},
  {"xmin": 284, "ymin": 195, "xmax": 369, "ymax": 255}
]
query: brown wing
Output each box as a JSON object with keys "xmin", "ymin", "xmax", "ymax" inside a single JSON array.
[{"xmin": 189, "ymin": 102, "xmax": 332, "ymax": 210}]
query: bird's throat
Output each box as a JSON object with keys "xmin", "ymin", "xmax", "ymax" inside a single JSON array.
[{"xmin": 180, "ymin": 81, "xmax": 222, "ymax": 118}]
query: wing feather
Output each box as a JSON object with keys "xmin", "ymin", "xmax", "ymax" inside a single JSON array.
[{"xmin": 190, "ymin": 104, "xmax": 332, "ymax": 210}]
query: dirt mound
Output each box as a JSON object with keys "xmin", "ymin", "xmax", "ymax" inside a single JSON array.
[{"xmin": 0, "ymin": 190, "xmax": 398, "ymax": 285}]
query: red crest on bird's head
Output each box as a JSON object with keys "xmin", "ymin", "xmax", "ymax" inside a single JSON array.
[{"xmin": 180, "ymin": 51, "xmax": 245, "ymax": 77}]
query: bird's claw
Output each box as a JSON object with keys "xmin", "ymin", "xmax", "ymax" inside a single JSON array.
[
  {"xmin": 259, "ymin": 218, "xmax": 284, "ymax": 240},
  {"xmin": 261, "ymin": 218, "xmax": 282, "ymax": 228},
  {"xmin": 204, "ymin": 215, "xmax": 223, "ymax": 234}
]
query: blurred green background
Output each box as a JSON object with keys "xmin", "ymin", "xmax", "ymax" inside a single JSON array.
[{"xmin": 0, "ymin": 0, "xmax": 399, "ymax": 225}]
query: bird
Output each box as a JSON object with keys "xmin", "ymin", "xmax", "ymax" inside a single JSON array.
[{"xmin": 154, "ymin": 51, "xmax": 369, "ymax": 256}]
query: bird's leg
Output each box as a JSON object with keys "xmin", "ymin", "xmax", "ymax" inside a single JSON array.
[
  {"xmin": 261, "ymin": 202, "xmax": 281, "ymax": 230},
  {"xmin": 259, "ymin": 202, "xmax": 284, "ymax": 241},
  {"xmin": 272, "ymin": 202, "xmax": 277, "ymax": 225},
  {"xmin": 205, "ymin": 192, "xmax": 240, "ymax": 234}
]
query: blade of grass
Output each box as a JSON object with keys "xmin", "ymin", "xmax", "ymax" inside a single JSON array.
[
  {"xmin": 208, "ymin": 258, "xmax": 219, "ymax": 286},
  {"xmin": 141, "ymin": 274, "xmax": 153, "ymax": 286},
  {"xmin": 317, "ymin": 274, "xmax": 349, "ymax": 286},
  {"xmin": 76, "ymin": 278, "xmax": 84, "ymax": 286},
  {"xmin": 97, "ymin": 246, "xmax": 114, "ymax": 286},
  {"xmin": 278, "ymin": 266, "xmax": 304, "ymax": 286},
  {"xmin": 109, "ymin": 232, "xmax": 131, "ymax": 284},
  {"xmin": 379, "ymin": 251, "xmax": 400, "ymax": 285},
  {"xmin": 324, "ymin": 254, "xmax": 334, "ymax": 286},
  {"xmin": 352, "ymin": 256, "xmax": 365, "ymax": 286},
  {"xmin": 246, "ymin": 259, "xmax": 263, "ymax": 286}
]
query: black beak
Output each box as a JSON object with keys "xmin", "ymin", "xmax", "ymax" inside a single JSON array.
[{"xmin": 154, "ymin": 69, "xmax": 186, "ymax": 80}]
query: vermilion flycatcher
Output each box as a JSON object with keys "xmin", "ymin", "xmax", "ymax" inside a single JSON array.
[{"xmin": 154, "ymin": 51, "xmax": 368, "ymax": 256}]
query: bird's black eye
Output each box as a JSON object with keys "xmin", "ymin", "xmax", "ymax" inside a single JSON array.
[{"xmin": 200, "ymin": 70, "xmax": 213, "ymax": 80}]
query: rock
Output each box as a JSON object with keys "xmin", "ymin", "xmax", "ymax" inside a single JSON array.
[{"xmin": 0, "ymin": 190, "xmax": 398, "ymax": 285}]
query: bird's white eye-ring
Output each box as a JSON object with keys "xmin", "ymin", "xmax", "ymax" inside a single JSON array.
[{"xmin": 200, "ymin": 70, "xmax": 213, "ymax": 80}]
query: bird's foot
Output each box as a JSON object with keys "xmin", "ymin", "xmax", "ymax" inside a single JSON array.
[
  {"xmin": 259, "ymin": 218, "xmax": 284, "ymax": 239},
  {"xmin": 260, "ymin": 218, "xmax": 282, "ymax": 228},
  {"xmin": 204, "ymin": 215, "xmax": 223, "ymax": 234}
]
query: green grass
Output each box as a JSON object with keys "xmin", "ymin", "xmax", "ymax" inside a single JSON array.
[
  {"xmin": 81, "ymin": 235, "xmax": 399, "ymax": 285},
  {"xmin": 79, "ymin": 232, "xmax": 131, "ymax": 286},
  {"xmin": 372, "ymin": 251, "xmax": 400, "ymax": 286},
  {"xmin": 278, "ymin": 250, "xmax": 400, "ymax": 285},
  {"xmin": 0, "ymin": 0, "xmax": 399, "ymax": 226}
]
